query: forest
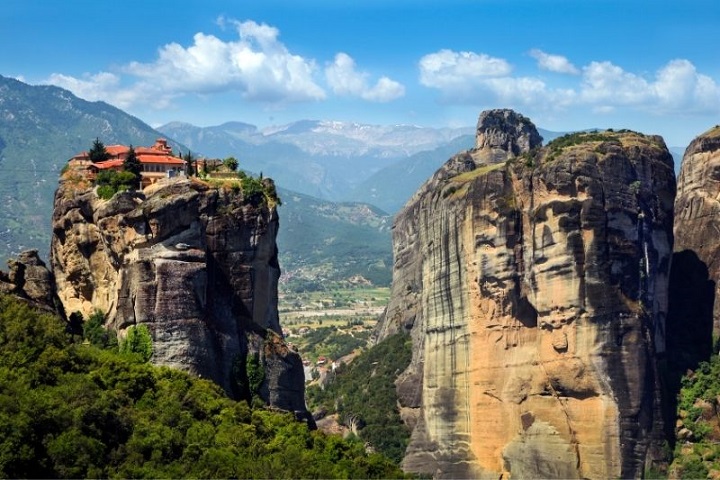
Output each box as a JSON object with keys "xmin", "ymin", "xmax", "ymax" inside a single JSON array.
[{"xmin": 0, "ymin": 295, "xmax": 409, "ymax": 479}]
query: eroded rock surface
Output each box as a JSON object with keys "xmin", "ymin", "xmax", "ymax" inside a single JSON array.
[
  {"xmin": 0, "ymin": 249, "xmax": 60, "ymax": 313},
  {"xmin": 674, "ymin": 126, "xmax": 720, "ymax": 334},
  {"xmin": 51, "ymin": 178, "xmax": 308, "ymax": 416},
  {"xmin": 376, "ymin": 110, "xmax": 675, "ymax": 478}
]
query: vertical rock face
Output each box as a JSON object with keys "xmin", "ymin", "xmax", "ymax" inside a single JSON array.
[
  {"xmin": 673, "ymin": 126, "xmax": 720, "ymax": 335},
  {"xmin": 377, "ymin": 110, "xmax": 675, "ymax": 478},
  {"xmin": 50, "ymin": 178, "xmax": 308, "ymax": 415}
]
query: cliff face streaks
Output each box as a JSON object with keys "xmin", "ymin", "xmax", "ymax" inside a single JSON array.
[
  {"xmin": 376, "ymin": 110, "xmax": 675, "ymax": 478},
  {"xmin": 51, "ymin": 178, "xmax": 309, "ymax": 417}
]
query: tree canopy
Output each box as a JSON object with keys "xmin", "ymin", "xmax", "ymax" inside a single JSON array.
[
  {"xmin": 223, "ymin": 157, "xmax": 239, "ymax": 171},
  {"xmin": 122, "ymin": 145, "xmax": 142, "ymax": 181},
  {"xmin": 0, "ymin": 295, "xmax": 409, "ymax": 479},
  {"xmin": 88, "ymin": 138, "xmax": 110, "ymax": 163}
]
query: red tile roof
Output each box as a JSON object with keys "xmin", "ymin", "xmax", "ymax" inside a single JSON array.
[
  {"xmin": 137, "ymin": 154, "xmax": 185, "ymax": 165},
  {"xmin": 76, "ymin": 139, "xmax": 185, "ymax": 169},
  {"xmin": 92, "ymin": 159, "xmax": 124, "ymax": 170}
]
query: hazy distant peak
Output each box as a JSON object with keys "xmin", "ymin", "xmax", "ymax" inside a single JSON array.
[
  {"xmin": 217, "ymin": 121, "xmax": 258, "ymax": 133},
  {"xmin": 261, "ymin": 119, "xmax": 321, "ymax": 136},
  {"xmin": 158, "ymin": 121, "xmax": 195, "ymax": 130}
]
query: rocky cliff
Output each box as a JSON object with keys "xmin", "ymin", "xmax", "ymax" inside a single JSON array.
[
  {"xmin": 50, "ymin": 177, "xmax": 309, "ymax": 417},
  {"xmin": 673, "ymin": 126, "xmax": 720, "ymax": 336},
  {"xmin": 376, "ymin": 110, "xmax": 675, "ymax": 478}
]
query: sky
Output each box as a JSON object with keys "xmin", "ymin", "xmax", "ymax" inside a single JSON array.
[{"xmin": 2, "ymin": 0, "xmax": 719, "ymax": 148}]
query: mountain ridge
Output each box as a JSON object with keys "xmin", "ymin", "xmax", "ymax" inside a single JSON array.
[{"xmin": 0, "ymin": 75, "xmax": 393, "ymax": 288}]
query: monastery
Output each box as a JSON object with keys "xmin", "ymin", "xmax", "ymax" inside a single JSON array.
[{"xmin": 68, "ymin": 138, "xmax": 186, "ymax": 188}]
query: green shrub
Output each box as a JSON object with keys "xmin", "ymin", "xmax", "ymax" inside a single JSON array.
[
  {"xmin": 96, "ymin": 184, "xmax": 116, "ymax": 200},
  {"xmin": 119, "ymin": 324, "xmax": 153, "ymax": 362},
  {"xmin": 83, "ymin": 310, "xmax": 117, "ymax": 349},
  {"xmin": 223, "ymin": 157, "xmax": 238, "ymax": 171},
  {"xmin": 95, "ymin": 170, "xmax": 138, "ymax": 199}
]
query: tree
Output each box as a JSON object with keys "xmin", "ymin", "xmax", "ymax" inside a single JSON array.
[
  {"xmin": 119, "ymin": 324, "xmax": 153, "ymax": 362},
  {"xmin": 122, "ymin": 145, "xmax": 142, "ymax": 182},
  {"xmin": 183, "ymin": 151, "xmax": 195, "ymax": 176},
  {"xmin": 223, "ymin": 157, "xmax": 238, "ymax": 172},
  {"xmin": 83, "ymin": 310, "xmax": 117, "ymax": 349},
  {"xmin": 88, "ymin": 138, "xmax": 110, "ymax": 163}
]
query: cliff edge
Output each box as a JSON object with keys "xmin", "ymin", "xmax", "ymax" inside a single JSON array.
[
  {"xmin": 50, "ymin": 176, "xmax": 309, "ymax": 417},
  {"xmin": 376, "ymin": 109, "xmax": 675, "ymax": 478}
]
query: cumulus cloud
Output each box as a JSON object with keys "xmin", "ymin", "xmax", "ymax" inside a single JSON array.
[
  {"xmin": 580, "ymin": 59, "xmax": 720, "ymax": 113},
  {"xmin": 529, "ymin": 49, "xmax": 579, "ymax": 75},
  {"xmin": 42, "ymin": 19, "xmax": 405, "ymax": 111},
  {"xmin": 42, "ymin": 19, "xmax": 329, "ymax": 110},
  {"xmin": 418, "ymin": 48, "xmax": 720, "ymax": 115},
  {"xmin": 419, "ymin": 49, "xmax": 512, "ymax": 89},
  {"xmin": 124, "ymin": 19, "xmax": 326, "ymax": 103},
  {"xmin": 325, "ymin": 53, "xmax": 404, "ymax": 102},
  {"xmin": 418, "ymin": 48, "xmax": 573, "ymax": 108}
]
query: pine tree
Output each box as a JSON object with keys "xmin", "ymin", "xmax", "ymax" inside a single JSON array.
[
  {"xmin": 88, "ymin": 137, "xmax": 110, "ymax": 163},
  {"xmin": 122, "ymin": 145, "xmax": 142, "ymax": 182},
  {"xmin": 183, "ymin": 151, "xmax": 195, "ymax": 176}
]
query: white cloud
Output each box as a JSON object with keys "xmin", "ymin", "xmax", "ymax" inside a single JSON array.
[
  {"xmin": 580, "ymin": 61, "xmax": 652, "ymax": 105},
  {"xmin": 418, "ymin": 48, "xmax": 573, "ymax": 108},
  {"xmin": 418, "ymin": 48, "xmax": 720, "ymax": 116},
  {"xmin": 580, "ymin": 59, "xmax": 720, "ymax": 113},
  {"xmin": 43, "ymin": 19, "xmax": 327, "ymax": 110},
  {"xmin": 325, "ymin": 53, "xmax": 404, "ymax": 102},
  {"xmin": 41, "ymin": 19, "xmax": 405, "ymax": 111},
  {"xmin": 653, "ymin": 59, "xmax": 720, "ymax": 112},
  {"xmin": 419, "ymin": 49, "xmax": 512, "ymax": 89},
  {"xmin": 44, "ymin": 72, "xmax": 169, "ymax": 109},
  {"xmin": 529, "ymin": 49, "xmax": 579, "ymax": 75},
  {"xmin": 124, "ymin": 20, "xmax": 326, "ymax": 103},
  {"xmin": 362, "ymin": 76, "xmax": 405, "ymax": 102},
  {"xmin": 46, "ymin": 72, "xmax": 120, "ymax": 100}
]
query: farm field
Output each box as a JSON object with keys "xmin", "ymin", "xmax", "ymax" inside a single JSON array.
[{"xmin": 278, "ymin": 285, "xmax": 389, "ymax": 367}]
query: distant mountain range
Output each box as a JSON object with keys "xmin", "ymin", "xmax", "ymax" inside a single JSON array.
[
  {"xmin": 0, "ymin": 75, "xmax": 393, "ymax": 285},
  {"xmin": 157, "ymin": 120, "xmax": 475, "ymax": 211},
  {"xmin": 157, "ymin": 120, "xmax": 585, "ymax": 214},
  {"xmin": 0, "ymin": 73, "xmax": 687, "ymax": 284}
]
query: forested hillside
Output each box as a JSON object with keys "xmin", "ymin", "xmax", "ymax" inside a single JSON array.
[{"xmin": 0, "ymin": 295, "xmax": 407, "ymax": 479}]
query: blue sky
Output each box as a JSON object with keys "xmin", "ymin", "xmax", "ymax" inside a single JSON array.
[{"xmin": 2, "ymin": 0, "xmax": 719, "ymax": 147}]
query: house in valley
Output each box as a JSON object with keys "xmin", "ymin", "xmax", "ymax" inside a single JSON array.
[{"xmin": 69, "ymin": 138, "xmax": 186, "ymax": 188}]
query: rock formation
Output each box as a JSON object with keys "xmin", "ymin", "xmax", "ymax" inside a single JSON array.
[
  {"xmin": 0, "ymin": 249, "xmax": 61, "ymax": 314},
  {"xmin": 50, "ymin": 177, "xmax": 309, "ymax": 417},
  {"xmin": 673, "ymin": 126, "xmax": 720, "ymax": 335},
  {"xmin": 376, "ymin": 109, "xmax": 675, "ymax": 478}
]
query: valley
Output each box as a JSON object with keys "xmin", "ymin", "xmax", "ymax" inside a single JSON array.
[{"xmin": 279, "ymin": 283, "xmax": 387, "ymax": 366}]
